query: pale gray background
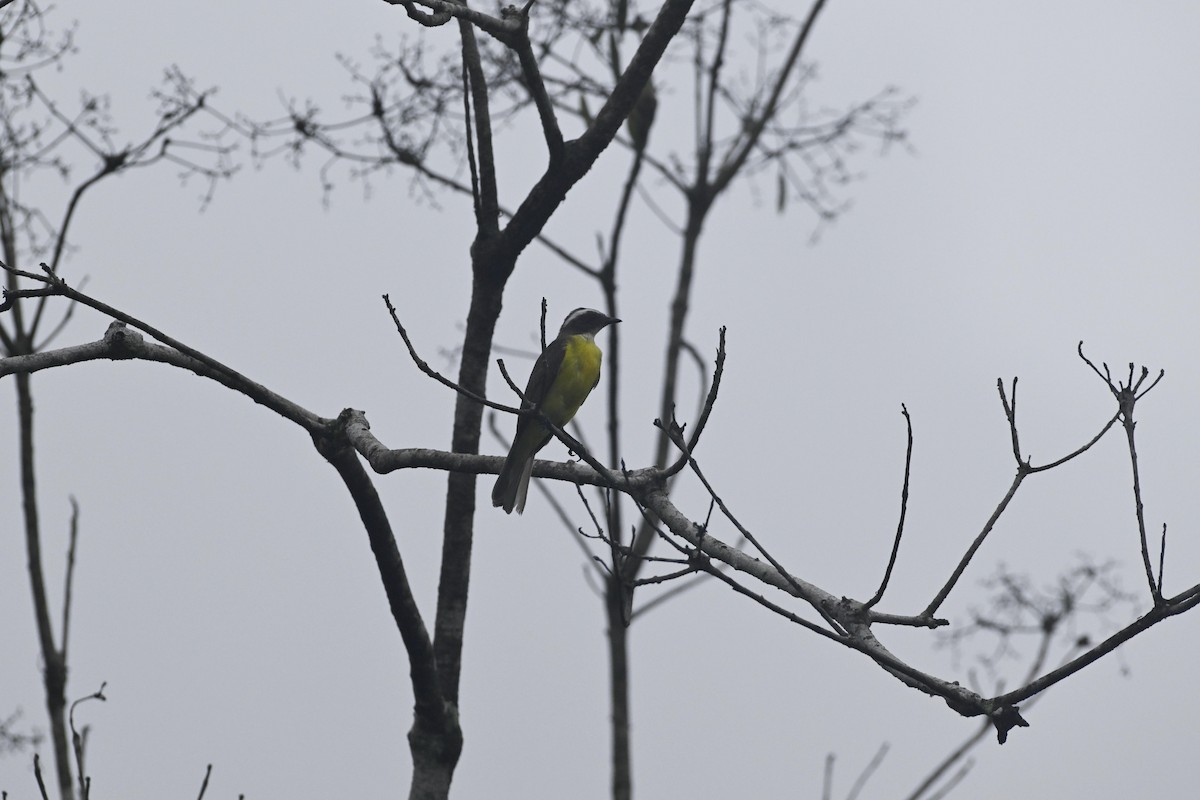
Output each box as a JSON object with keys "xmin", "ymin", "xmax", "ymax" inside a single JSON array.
[{"xmin": 3, "ymin": 1, "xmax": 1199, "ymax": 797}]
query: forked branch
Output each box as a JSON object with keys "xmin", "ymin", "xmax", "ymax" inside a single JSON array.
[{"xmin": 1078, "ymin": 341, "xmax": 1166, "ymax": 604}]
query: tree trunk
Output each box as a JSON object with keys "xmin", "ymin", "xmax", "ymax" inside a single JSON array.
[{"xmin": 16, "ymin": 370, "xmax": 75, "ymax": 800}]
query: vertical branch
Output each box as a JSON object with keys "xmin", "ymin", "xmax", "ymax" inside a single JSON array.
[
  {"xmin": 196, "ymin": 763, "xmax": 214, "ymax": 800},
  {"xmin": 601, "ymin": 115, "xmax": 646, "ymax": 528},
  {"xmin": 625, "ymin": 193, "xmax": 709, "ymax": 570},
  {"xmin": 432, "ymin": 307, "xmax": 495, "ymax": 681},
  {"xmin": 866, "ymin": 405, "xmax": 913, "ymax": 608},
  {"xmin": 458, "ymin": 19, "xmax": 499, "ymax": 238},
  {"xmin": 60, "ymin": 496, "xmax": 81, "ymax": 662},
  {"xmin": 16, "ymin": 369, "xmax": 75, "ymax": 800},
  {"xmin": 592, "ymin": 24, "xmax": 655, "ymax": 792},
  {"xmin": 1121, "ymin": 396, "xmax": 1160, "ymax": 604},
  {"xmin": 29, "ymin": 166, "xmax": 106, "ymax": 339},
  {"xmin": 606, "ymin": 583, "xmax": 633, "ymax": 800},
  {"xmin": 997, "ymin": 378, "xmax": 1021, "ymax": 462},
  {"xmin": 460, "ymin": 57, "xmax": 482, "ymax": 222},
  {"xmin": 1157, "ymin": 523, "xmax": 1167, "ymax": 596},
  {"xmin": 34, "ymin": 752, "xmax": 52, "ymax": 800},
  {"xmin": 46, "ymin": 168, "xmax": 109, "ymax": 276},
  {"xmin": 1078, "ymin": 347, "xmax": 1166, "ymax": 605},
  {"xmin": 424, "ymin": 16, "xmax": 507, "ymax": 746},
  {"xmin": 699, "ymin": 0, "xmax": 733, "ymax": 179},
  {"xmin": 690, "ymin": 15, "xmax": 703, "ymax": 169},
  {"xmin": 0, "ymin": 174, "xmax": 23, "ymax": 350},
  {"xmin": 539, "ymin": 296, "xmax": 548, "ymax": 352},
  {"xmin": 424, "ymin": 10, "xmax": 515, "ymax": 757}
]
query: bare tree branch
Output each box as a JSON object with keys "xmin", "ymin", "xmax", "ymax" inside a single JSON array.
[
  {"xmin": 866, "ymin": 404, "xmax": 913, "ymax": 608},
  {"xmin": 59, "ymin": 496, "xmax": 80, "ymax": 663}
]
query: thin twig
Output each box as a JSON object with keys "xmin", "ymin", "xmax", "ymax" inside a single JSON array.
[
  {"xmin": 461, "ymin": 48, "xmax": 481, "ymax": 221},
  {"xmin": 34, "ymin": 753, "xmax": 51, "ymax": 800},
  {"xmin": 997, "ymin": 377, "xmax": 1022, "ymax": 463},
  {"xmin": 59, "ymin": 496, "xmax": 80, "ymax": 662},
  {"xmin": 69, "ymin": 682, "xmax": 106, "ymax": 800},
  {"xmin": 866, "ymin": 405, "xmax": 913, "ymax": 608},
  {"xmin": 999, "ymin": 371, "xmax": 1119, "ymax": 473},
  {"xmin": 457, "ymin": 6, "xmax": 501, "ymax": 236},
  {"xmin": 629, "ymin": 572, "xmax": 711, "ymax": 620},
  {"xmin": 661, "ymin": 327, "xmax": 726, "ymax": 478},
  {"xmin": 383, "ymin": 293, "xmax": 519, "ymax": 415},
  {"xmin": 539, "ymin": 297, "xmax": 548, "ymax": 352},
  {"xmin": 1027, "ymin": 412, "xmax": 1119, "ymax": 473},
  {"xmin": 196, "ymin": 764, "xmax": 213, "ymax": 800},
  {"xmin": 680, "ymin": 338, "xmax": 711, "ymax": 426},
  {"xmin": 923, "ymin": 761, "xmax": 973, "ymax": 800},
  {"xmin": 845, "ymin": 742, "xmax": 889, "ymax": 800},
  {"xmin": 1122, "ymin": 398, "xmax": 1159, "ymax": 603},
  {"xmin": 922, "ymin": 471, "xmax": 1025, "ymax": 618},
  {"xmin": 631, "ymin": 565, "xmax": 701, "ymax": 588},
  {"xmin": 684, "ymin": 327, "xmax": 726, "ymax": 454},
  {"xmin": 1157, "ymin": 523, "xmax": 1167, "ymax": 596},
  {"xmin": 696, "ymin": 532, "xmax": 844, "ymax": 638},
  {"xmin": 701, "ymin": 0, "xmax": 734, "ymax": 184},
  {"xmin": 905, "ymin": 722, "xmax": 986, "ymax": 800}
]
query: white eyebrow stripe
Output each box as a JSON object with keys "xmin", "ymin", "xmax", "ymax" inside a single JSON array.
[{"xmin": 563, "ymin": 308, "xmax": 590, "ymax": 326}]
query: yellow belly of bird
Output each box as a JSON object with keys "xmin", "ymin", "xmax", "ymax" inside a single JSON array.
[{"xmin": 542, "ymin": 335, "xmax": 602, "ymax": 427}]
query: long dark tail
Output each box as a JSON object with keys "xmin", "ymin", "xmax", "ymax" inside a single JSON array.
[{"xmin": 492, "ymin": 451, "xmax": 531, "ymax": 514}]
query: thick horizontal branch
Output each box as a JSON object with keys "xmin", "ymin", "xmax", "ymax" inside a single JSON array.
[
  {"xmin": 384, "ymin": 0, "xmax": 522, "ymax": 42},
  {"xmin": 340, "ymin": 408, "xmax": 654, "ymax": 490},
  {"xmin": 0, "ymin": 321, "xmax": 326, "ymax": 432},
  {"xmin": 4, "ymin": 262, "xmax": 324, "ymax": 429}
]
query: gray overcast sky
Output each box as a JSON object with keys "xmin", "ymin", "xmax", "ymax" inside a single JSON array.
[{"xmin": 3, "ymin": 1, "xmax": 1199, "ymax": 798}]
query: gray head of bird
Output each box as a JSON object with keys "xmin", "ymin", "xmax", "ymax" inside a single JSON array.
[{"xmin": 559, "ymin": 308, "xmax": 620, "ymax": 339}]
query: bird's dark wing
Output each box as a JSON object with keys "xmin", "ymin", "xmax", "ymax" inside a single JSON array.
[
  {"xmin": 513, "ymin": 338, "xmax": 565, "ymax": 437},
  {"xmin": 521, "ymin": 338, "xmax": 566, "ymax": 408}
]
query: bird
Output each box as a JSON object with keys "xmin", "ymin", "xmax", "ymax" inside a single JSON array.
[
  {"xmin": 492, "ymin": 307, "xmax": 620, "ymax": 514},
  {"xmin": 626, "ymin": 79, "xmax": 657, "ymax": 152}
]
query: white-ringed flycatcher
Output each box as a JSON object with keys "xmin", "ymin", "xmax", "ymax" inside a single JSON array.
[{"xmin": 492, "ymin": 307, "xmax": 620, "ymax": 514}]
